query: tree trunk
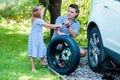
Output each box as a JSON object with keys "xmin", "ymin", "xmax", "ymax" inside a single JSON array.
[
  {"xmin": 48, "ymin": 0, "xmax": 62, "ymax": 38},
  {"xmin": 39, "ymin": 0, "xmax": 62, "ymax": 39}
]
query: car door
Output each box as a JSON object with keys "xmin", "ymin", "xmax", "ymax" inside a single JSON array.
[{"xmin": 102, "ymin": 0, "xmax": 120, "ymax": 54}]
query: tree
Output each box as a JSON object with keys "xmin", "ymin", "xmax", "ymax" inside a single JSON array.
[{"xmin": 39, "ymin": 0, "xmax": 62, "ymax": 38}]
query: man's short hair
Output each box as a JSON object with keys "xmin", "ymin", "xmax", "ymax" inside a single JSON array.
[{"xmin": 69, "ymin": 4, "xmax": 80, "ymax": 18}]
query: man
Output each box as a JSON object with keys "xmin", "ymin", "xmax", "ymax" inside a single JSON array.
[{"xmin": 52, "ymin": 4, "xmax": 86, "ymax": 57}]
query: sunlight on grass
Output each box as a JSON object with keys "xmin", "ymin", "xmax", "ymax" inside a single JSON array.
[
  {"xmin": 19, "ymin": 75, "xmax": 58, "ymax": 80},
  {"xmin": 0, "ymin": 20, "xmax": 31, "ymax": 35},
  {"xmin": 19, "ymin": 76, "xmax": 32, "ymax": 80},
  {"xmin": 0, "ymin": 18, "xmax": 87, "ymax": 80},
  {"xmin": 20, "ymin": 51, "xmax": 28, "ymax": 57},
  {"xmin": 0, "ymin": 20, "xmax": 60, "ymax": 80}
]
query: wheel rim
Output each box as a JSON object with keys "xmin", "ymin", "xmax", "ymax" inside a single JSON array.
[
  {"xmin": 61, "ymin": 47, "xmax": 72, "ymax": 66},
  {"xmin": 89, "ymin": 33, "xmax": 100, "ymax": 67},
  {"xmin": 51, "ymin": 42, "xmax": 72, "ymax": 68}
]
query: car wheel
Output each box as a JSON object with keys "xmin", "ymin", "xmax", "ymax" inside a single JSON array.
[
  {"xmin": 47, "ymin": 35, "xmax": 80, "ymax": 75},
  {"xmin": 87, "ymin": 27, "xmax": 106, "ymax": 72}
]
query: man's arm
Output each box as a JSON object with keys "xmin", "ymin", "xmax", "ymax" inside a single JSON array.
[
  {"xmin": 64, "ymin": 19, "xmax": 78, "ymax": 38},
  {"xmin": 67, "ymin": 26, "xmax": 77, "ymax": 38}
]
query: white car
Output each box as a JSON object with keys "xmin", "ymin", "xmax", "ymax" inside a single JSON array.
[{"xmin": 87, "ymin": 0, "xmax": 120, "ymax": 78}]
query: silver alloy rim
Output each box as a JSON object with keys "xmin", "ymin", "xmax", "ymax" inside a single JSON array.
[{"xmin": 89, "ymin": 33, "xmax": 100, "ymax": 67}]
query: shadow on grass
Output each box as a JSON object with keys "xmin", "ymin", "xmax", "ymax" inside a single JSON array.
[{"xmin": 0, "ymin": 27, "xmax": 58, "ymax": 80}]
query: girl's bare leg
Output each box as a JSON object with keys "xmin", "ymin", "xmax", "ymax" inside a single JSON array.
[
  {"xmin": 40, "ymin": 57, "xmax": 48, "ymax": 66},
  {"xmin": 30, "ymin": 57, "xmax": 37, "ymax": 71}
]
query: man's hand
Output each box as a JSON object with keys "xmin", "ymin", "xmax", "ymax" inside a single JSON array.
[{"xmin": 64, "ymin": 19, "xmax": 70, "ymax": 27}]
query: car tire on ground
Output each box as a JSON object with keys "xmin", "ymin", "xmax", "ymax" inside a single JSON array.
[
  {"xmin": 47, "ymin": 35, "xmax": 80, "ymax": 75},
  {"xmin": 87, "ymin": 27, "xmax": 106, "ymax": 72}
]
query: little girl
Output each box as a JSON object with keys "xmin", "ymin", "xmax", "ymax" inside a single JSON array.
[{"xmin": 28, "ymin": 5, "xmax": 62, "ymax": 72}]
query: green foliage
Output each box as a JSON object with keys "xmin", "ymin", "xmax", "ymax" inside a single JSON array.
[
  {"xmin": 0, "ymin": 0, "xmax": 39, "ymax": 21},
  {"xmin": 45, "ymin": 0, "xmax": 91, "ymax": 47},
  {"xmin": 0, "ymin": 0, "xmax": 92, "ymax": 79},
  {"xmin": 0, "ymin": 0, "xmax": 91, "ymax": 46},
  {"xmin": 0, "ymin": 21, "xmax": 60, "ymax": 80},
  {"xmin": 75, "ymin": 0, "xmax": 91, "ymax": 47}
]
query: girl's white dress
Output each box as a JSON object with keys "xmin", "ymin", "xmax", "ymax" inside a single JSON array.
[{"xmin": 28, "ymin": 18, "xmax": 46, "ymax": 58}]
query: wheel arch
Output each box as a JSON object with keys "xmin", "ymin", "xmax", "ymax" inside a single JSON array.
[
  {"xmin": 87, "ymin": 21, "xmax": 105, "ymax": 47},
  {"xmin": 87, "ymin": 22, "xmax": 98, "ymax": 38}
]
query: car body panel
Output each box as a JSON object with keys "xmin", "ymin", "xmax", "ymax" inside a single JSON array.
[{"xmin": 87, "ymin": 0, "xmax": 120, "ymax": 64}]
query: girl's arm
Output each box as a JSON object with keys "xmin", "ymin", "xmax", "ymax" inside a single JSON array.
[{"xmin": 42, "ymin": 22, "xmax": 62, "ymax": 29}]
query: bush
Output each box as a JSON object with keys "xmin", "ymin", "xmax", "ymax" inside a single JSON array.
[
  {"xmin": 0, "ymin": 0, "xmax": 38, "ymax": 21},
  {"xmin": 0, "ymin": 0, "xmax": 91, "ymax": 47}
]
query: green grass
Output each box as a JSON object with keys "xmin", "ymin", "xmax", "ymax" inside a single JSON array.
[
  {"xmin": 0, "ymin": 20, "xmax": 60, "ymax": 80},
  {"xmin": 0, "ymin": 19, "xmax": 87, "ymax": 80}
]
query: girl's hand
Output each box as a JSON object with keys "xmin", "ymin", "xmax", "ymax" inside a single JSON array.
[{"xmin": 56, "ymin": 24, "xmax": 62, "ymax": 28}]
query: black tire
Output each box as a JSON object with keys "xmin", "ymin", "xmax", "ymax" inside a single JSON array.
[
  {"xmin": 87, "ymin": 27, "xmax": 106, "ymax": 72},
  {"xmin": 47, "ymin": 35, "xmax": 80, "ymax": 75}
]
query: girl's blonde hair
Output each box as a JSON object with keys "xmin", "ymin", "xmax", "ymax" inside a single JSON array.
[{"xmin": 32, "ymin": 5, "xmax": 42, "ymax": 23}]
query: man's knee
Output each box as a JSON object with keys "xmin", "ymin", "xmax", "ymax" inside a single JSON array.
[{"xmin": 80, "ymin": 48, "xmax": 86, "ymax": 57}]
